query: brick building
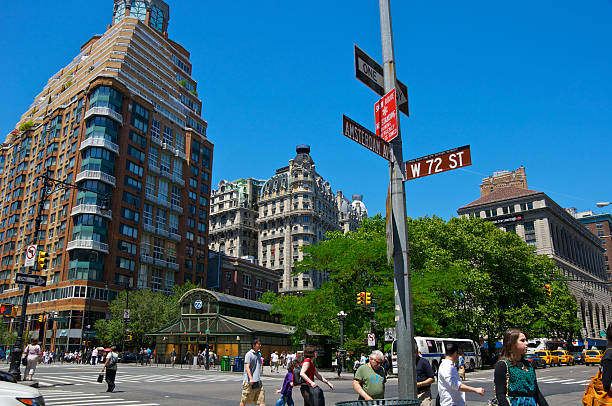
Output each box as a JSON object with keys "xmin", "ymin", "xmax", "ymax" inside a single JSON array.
[{"xmin": 0, "ymin": 0, "xmax": 212, "ymax": 351}]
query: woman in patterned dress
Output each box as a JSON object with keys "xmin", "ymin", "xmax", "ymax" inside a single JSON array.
[{"xmin": 494, "ymin": 329, "xmax": 549, "ymax": 406}]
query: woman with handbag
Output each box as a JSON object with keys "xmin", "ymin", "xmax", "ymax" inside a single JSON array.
[
  {"xmin": 23, "ymin": 338, "xmax": 41, "ymax": 381},
  {"xmin": 493, "ymin": 329, "xmax": 548, "ymax": 406},
  {"xmin": 299, "ymin": 345, "xmax": 334, "ymax": 406}
]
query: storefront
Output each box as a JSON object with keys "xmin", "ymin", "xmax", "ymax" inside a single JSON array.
[{"xmin": 147, "ymin": 288, "xmax": 296, "ymax": 363}]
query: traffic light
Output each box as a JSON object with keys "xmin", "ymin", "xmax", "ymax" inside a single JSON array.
[
  {"xmin": 365, "ymin": 292, "xmax": 372, "ymax": 305},
  {"xmin": 38, "ymin": 314, "xmax": 44, "ymax": 322},
  {"xmin": 37, "ymin": 251, "xmax": 47, "ymax": 271},
  {"xmin": 357, "ymin": 291, "xmax": 365, "ymax": 306},
  {"xmin": 0, "ymin": 304, "xmax": 12, "ymax": 317},
  {"xmin": 544, "ymin": 284, "xmax": 551, "ymax": 297},
  {"xmin": 10, "ymin": 306, "xmax": 17, "ymax": 317},
  {"xmin": 126, "ymin": 334, "xmax": 133, "ymax": 341}
]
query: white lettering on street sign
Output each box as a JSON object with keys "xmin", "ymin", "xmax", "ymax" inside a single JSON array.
[
  {"xmin": 357, "ymin": 56, "xmax": 385, "ymax": 93},
  {"xmin": 375, "ymin": 88, "xmax": 398, "ymax": 142},
  {"xmin": 343, "ymin": 115, "xmax": 390, "ymax": 160},
  {"xmin": 25, "ymin": 245, "xmax": 37, "ymax": 268},
  {"xmin": 15, "ymin": 273, "xmax": 47, "ymax": 287},
  {"xmin": 405, "ymin": 145, "xmax": 472, "ymax": 181}
]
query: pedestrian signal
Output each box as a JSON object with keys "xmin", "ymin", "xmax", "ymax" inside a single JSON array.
[
  {"xmin": 544, "ymin": 284, "xmax": 551, "ymax": 297},
  {"xmin": 357, "ymin": 291, "xmax": 365, "ymax": 306},
  {"xmin": 365, "ymin": 292, "xmax": 372, "ymax": 305},
  {"xmin": 37, "ymin": 251, "xmax": 47, "ymax": 271},
  {"xmin": 0, "ymin": 304, "xmax": 12, "ymax": 317}
]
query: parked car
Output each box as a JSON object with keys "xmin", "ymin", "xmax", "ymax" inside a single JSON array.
[
  {"xmin": 552, "ymin": 350, "xmax": 574, "ymax": 365},
  {"xmin": 585, "ymin": 350, "xmax": 604, "ymax": 366},
  {"xmin": 119, "ymin": 351, "xmax": 138, "ymax": 363},
  {"xmin": 571, "ymin": 352, "xmax": 585, "ymax": 365},
  {"xmin": 0, "ymin": 380, "xmax": 45, "ymax": 405},
  {"xmin": 0, "ymin": 372, "xmax": 16, "ymax": 384},
  {"xmin": 534, "ymin": 350, "xmax": 560, "ymax": 366},
  {"xmin": 525, "ymin": 354, "xmax": 547, "ymax": 369}
]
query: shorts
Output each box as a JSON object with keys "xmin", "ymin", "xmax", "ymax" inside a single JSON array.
[{"xmin": 241, "ymin": 382, "xmax": 265, "ymax": 404}]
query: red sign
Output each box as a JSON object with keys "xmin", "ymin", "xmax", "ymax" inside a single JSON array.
[
  {"xmin": 404, "ymin": 145, "xmax": 472, "ymax": 181},
  {"xmin": 375, "ymin": 88, "xmax": 398, "ymax": 142}
]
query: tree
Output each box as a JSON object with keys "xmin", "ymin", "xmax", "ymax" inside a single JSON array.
[{"xmin": 261, "ymin": 215, "xmax": 580, "ymax": 356}]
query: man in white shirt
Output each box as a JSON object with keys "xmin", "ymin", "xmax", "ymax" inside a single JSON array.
[
  {"xmin": 270, "ymin": 351, "xmax": 279, "ymax": 373},
  {"xmin": 91, "ymin": 348, "xmax": 98, "ymax": 365},
  {"xmin": 437, "ymin": 342, "xmax": 484, "ymax": 406}
]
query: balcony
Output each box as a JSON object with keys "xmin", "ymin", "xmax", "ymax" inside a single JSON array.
[
  {"xmin": 171, "ymin": 174, "xmax": 185, "ymax": 187},
  {"xmin": 70, "ymin": 204, "xmax": 112, "ymax": 220},
  {"xmin": 171, "ymin": 203, "xmax": 183, "ymax": 214},
  {"xmin": 148, "ymin": 162, "xmax": 161, "ymax": 174},
  {"xmin": 140, "ymin": 254, "xmax": 154, "ymax": 264},
  {"xmin": 168, "ymin": 262, "xmax": 179, "ymax": 271},
  {"xmin": 76, "ymin": 170, "xmax": 116, "ymax": 187},
  {"xmin": 66, "ymin": 239, "xmax": 109, "ymax": 254},
  {"xmin": 84, "ymin": 106, "xmax": 123, "ymax": 125},
  {"xmin": 144, "ymin": 192, "xmax": 170, "ymax": 208},
  {"xmin": 79, "ymin": 137, "xmax": 119, "ymax": 155},
  {"xmin": 151, "ymin": 135, "xmax": 162, "ymax": 146},
  {"xmin": 143, "ymin": 223, "xmax": 170, "ymax": 238},
  {"xmin": 154, "ymin": 258, "xmax": 168, "ymax": 268},
  {"xmin": 168, "ymin": 232, "xmax": 181, "ymax": 242}
]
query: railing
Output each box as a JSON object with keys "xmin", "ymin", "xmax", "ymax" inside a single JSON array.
[
  {"xmin": 171, "ymin": 174, "xmax": 185, "ymax": 187},
  {"xmin": 171, "ymin": 203, "xmax": 183, "ymax": 214},
  {"xmin": 168, "ymin": 232, "xmax": 181, "ymax": 242},
  {"xmin": 79, "ymin": 137, "xmax": 119, "ymax": 155},
  {"xmin": 151, "ymin": 135, "xmax": 162, "ymax": 146},
  {"xmin": 83, "ymin": 106, "xmax": 123, "ymax": 125},
  {"xmin": 140, "ymin": 254, "xmax": 154, "ymax": 264},
  {"xmin": 148, "ymin": 162, "xmax": 161, "ymax": 174},
  {"xmin": 76, "ymin": 170, "xmax": 116, "ymax": 187},
  {"xmin": 66, "ymin": 239, "xmax": 109, "ymax": 254},
  {"xmin": 168, "ymin": 262, "xmax": 179, "ymax": 271},
  {"xmin": 70, "ymin": 204, "xmax": 112, "ymax": 220}
]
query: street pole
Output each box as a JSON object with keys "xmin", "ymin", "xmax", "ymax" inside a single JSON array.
[
  {"xmin": 8, "ymin": 173, "xmax": 52, "ymax": 380},
  {"xmin": 337, "ymin": 311, "xmax": 346, "ymax": 376},
  {"xmin": 379, "ymin": 0, "xmax": 417, "ymax": 398}
]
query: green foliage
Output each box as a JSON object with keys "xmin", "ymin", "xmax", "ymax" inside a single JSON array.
[
  {"xmin": 178, "ymin": 79, "xmax": 188, "ymax": 88},
  {"xmin": 94, "ymin": 281, "xmax": 202, "ymax": 348},
  {"xmin": 261, "ymin": 215, "xmax": 581, "ymax": 355},
  {"xmin": 18, "ymin": 121, "xmax": 34, "ymax": 132},
  {"xmin": 190, "ymin": 89, "xmax": 198, "ymax": 97}
]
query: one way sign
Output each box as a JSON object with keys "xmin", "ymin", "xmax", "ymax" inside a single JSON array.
[
  {"xmin": 15, "ymin": 273, "xmax": 47, "ymax": 287},
  {"xmin": 355, "ymin": 44, "xmax": 409, "ymax": 117}
]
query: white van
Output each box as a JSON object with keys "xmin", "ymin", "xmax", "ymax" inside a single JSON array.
[{"xmin": 392, "ymin": 336, "xmax": 482, "ymax": 375}]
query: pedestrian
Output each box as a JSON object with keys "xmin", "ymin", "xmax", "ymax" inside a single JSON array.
[
  {"xmin": 92, "ymin": 347, "xmax": 98, "ymax": 365},
  {"xmin": 437, "ymin": 342, "xmax": 485, "ymax": 406},
  {"xmin": 23, "ymin": 338, "xmax": 41, "ymax": 381},
  {"xmin": 275, "ymin": 359, "xmax": 298, "ymax": 406},
  {"xmin": 240, "ymin": 338, "xmax": 265, "ymax": 406},
  {"xmin": 414, "ymin": 340, "xmax": 435, "ymax": 406},
  {"xmin": 170, "ymin": 348, "xmax": 176, "ymax": 367},
  {"xmin": 279, "ymin": 352, "xmax": 286, "ymax": 368},
  {"xmin": 602, "ymin": 322, "xmax": 612, "ymax": 392},
  {"xmin": 271, "ymin": 351, "xmax": 279, "ymax": 373},
  {"xmin": 359, "ymin": 353, "xmax": 366, "ymax": 366},
  {"xmin": 299, "ymin": 345, "xmax": 334, "ymax": 406},
  {"xmin": 353, "ymin": 358, "xmax": 360, "ymax": 374},
  {"xmin": 336, "ymin": 352, "xmax": 343, "ymax": 378},
  {"xmin": 101, "ymin": 346, "xmax": 119, "ymax": 392},
  {"xmin": 494, "ymin": 329, "xmax": 548, "ymax": 406},
  {"xmin": 353, "ymin": 350, "xmax": 386, "ymax": 400},
  {"xmin": 5, "ymin": 347, "xmax": 10, "ymax": 364},
  {"xmin": 457, "ymin": 350, "xmax": 466, "ymax": 380}
]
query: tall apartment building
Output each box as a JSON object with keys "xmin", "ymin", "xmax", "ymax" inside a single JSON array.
[
  {"xmin": 210, "ymin": 145, "xmax": 367, "ymax": 295},
  {"xmin": 209, "ymin": 178, "xmax": 265, "ymax": 259},
  {"xmin": 458, "ymin": 169, "xmax": 610, "ymax": 341},
  {"xmin": 0, "ymin": 0, "xmax": 212, "ymax": 351},
  {"xmin": 570, "ymin": 210, "xmax": 612, "ymax": 282}
]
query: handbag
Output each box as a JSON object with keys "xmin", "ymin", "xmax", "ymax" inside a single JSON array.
[
  {"xmin": 488, "ymin": 360, "xmax": 509, "ymax": 406},
  {"xmin": 21, "ymin": 357, "xmax": 27, "ymax": 366},
  {"xmin": 582, "ymin": 349, "xmax": 612, "ymax": 406},
  {"xmin": 97, "ymin": 373, "xmax": 104, "ymax": 383}
]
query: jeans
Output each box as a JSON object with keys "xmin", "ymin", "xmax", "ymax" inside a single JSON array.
[{"xmin": 275, "ymin": 395, "xmax": 294, "ymax": 406}]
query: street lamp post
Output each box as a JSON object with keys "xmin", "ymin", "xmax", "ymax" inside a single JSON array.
[
  {"xmin": 122, "ymin": 278, "xmax": 133, "ymax": 355},
  {"xmin": 205, "ymin": 328, "xmax": 210, "ymax": 370},
  {"xmin": 596, "ymin": 202, "xmax": 610, "ymax": 208},
  {"xmin": 336, "ymin": 311, "xmax": 347, "ymax": 377}
]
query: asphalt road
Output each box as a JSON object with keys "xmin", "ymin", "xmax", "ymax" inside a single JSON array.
[{"xmin": 6, "ymin": 362, "xmax": 598, "ymax": 405}]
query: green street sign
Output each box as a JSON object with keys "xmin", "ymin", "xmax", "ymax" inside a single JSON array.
[{"xmin": 600, "ymin": 330, "xmax": 606, "ymax": 337}]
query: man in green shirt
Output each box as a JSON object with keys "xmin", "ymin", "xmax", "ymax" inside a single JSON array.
[{"xmin": 353, "ymin": 350, "xmax": 387, "ymax": 400}]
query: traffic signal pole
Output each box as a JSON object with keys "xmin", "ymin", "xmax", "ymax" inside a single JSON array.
[
  {"xmin": 8, "ymin": 174, "xmax": 51, "ymax": 380},
  {"xmin": 379, "ymin": 0, "xmax": 418, "ymax": 398}
]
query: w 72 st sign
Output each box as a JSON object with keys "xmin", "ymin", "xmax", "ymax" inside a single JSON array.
[{"xmin": 404, "ymin": 145, "xmax": 472, "ymax": 181}]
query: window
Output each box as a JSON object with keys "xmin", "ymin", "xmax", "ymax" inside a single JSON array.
[
  {"xmin": 151, "ymin": 269, "xmax": 162, "ymax": 292},
  {"xmin": 128, "ymin": 145, "xmax": 145, "ymax": 162},
  {"xmin": 119, "ymin": 223, "xmax": 138, "ymax": 239},
  {"xmin": 520, "ymin": 202, "xmax": 534, "ymax": 211},
  {"xmin": 118, "ymin": 240, "xmax": 137, "ymax": 255},
  {"xmin": 163, "ymin": 126, "xmax": 173, "ymax": 145},
  {"xmin": 126, "ymin": 161, "xmax": 143, "ymax": 177},
  {"xmin": 129, "ymin": 131, "xmax": 146, "ymax": 148},
  {"xmin": 150, "ymin": 6, "xmax": 164, "ymax": 31},
  {"xmin": 151, "ymin": 119, "xmax": 161, "ymax": 141},
  {"xmin": 114, "ymin": 3, "xmax": 126, "ymax": 24},
  {"xmin": 124, "ymin": 175, "xmax": 142, "ymax": 191},
  {"xmin": 524, "ymin": 221, "xmax": 536, "ymax": 246},
  {"xmin": 225, "ymin": 272, "xmax": 232, "ymax": 281},
  {"xmin": 169, "ymin": 214, "xmax": 179, "ymax": 234},
  {"xmin": 121, "ymin": 207, "xmax": 140, "ymax": 222},
  {"xmin": 596, "ymin": 223, "xmax": 603, "ymax": 229},
  {"xmin": 130, "ymin": 1, "xmax": 147, "ymax": 22},
  {"xmin": 190, "ymin": 178, "xmax": 198, "ymax": 189},
  {"xmin": 116, "ymin": 257, "xmax": 136, "ymax": 271},
  {"xmin": 122, "ymin": 191, "xmax": 141, "ymax": 207},
  {"xmin": 131, "ymin": 102, "xmax": 149, "ymax": 133}
]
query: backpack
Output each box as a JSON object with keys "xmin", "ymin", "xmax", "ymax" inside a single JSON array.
[
  {"xmin": 293, "ymin": 364, "xmax": 304, "ymax": 386},
  {"xmin": 107, "ymin": 353, "xmax": 118, "ymax": 369},
  {"xmin": 583, "ymin": 350, "xmax": 612, "ymax": 406}
]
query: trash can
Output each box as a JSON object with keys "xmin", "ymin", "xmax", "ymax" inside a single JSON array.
[
  {"xmin": 221, "ymin": 356, "xmax": 231, "ymax": 372},
  {"xmin": 233, "ymin": 356, "xmax": 244, "ymax": 372},
  {"xmin": 335, "ymin": 399, "xmax": 422, "ymax": 406}
]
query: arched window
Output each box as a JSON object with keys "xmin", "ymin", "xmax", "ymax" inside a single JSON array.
[
  {"xmin": 130, "ymin": 1, "xmax": 147, "ymax": 22},
  {"xmin": 114, "ymin": 3, "xmax": 126, "ymax": 24},
  {"xmin": 150, "ymin": 6, "xmax": 164, "ymax": 32}
]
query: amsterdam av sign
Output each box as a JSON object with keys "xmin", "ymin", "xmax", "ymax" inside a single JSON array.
[
  {"xmin": 404, "ymin": 145, "xmax": 472, "ymax": 181},
  {"xmin": 343, "ymin": 115, "xmax": 390, "ymax": 160}
]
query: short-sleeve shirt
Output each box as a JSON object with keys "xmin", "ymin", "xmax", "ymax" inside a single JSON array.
[
  {"xmin": 243, "ymin": 349, "xmax": 262, "ymax": 384},
  {"xmin": 354, "ymin": 363, "xmax": 386, "ymax": 399},
  {"xmin": 26, "ymin": 344, "xmax": 41, "ymax": 360},
  {"xmin": 416, "ymin": 356, "xmax": 435, "ymax": 386},
  {"xmin": 106, "ymin": 352, "xmax": 118, "ymax": 370}
]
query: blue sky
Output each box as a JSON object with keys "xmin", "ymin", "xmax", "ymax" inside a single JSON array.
[{"xmin": 1, "ymin": 1, "xmax": 611, "ymax": 219}]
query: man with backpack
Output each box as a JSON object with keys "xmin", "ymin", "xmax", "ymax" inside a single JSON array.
[{"xmin": 101, "ymin": 346, "xmax": 119, "ymax": 393}]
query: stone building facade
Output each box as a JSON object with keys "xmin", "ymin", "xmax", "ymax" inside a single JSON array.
[
  {"xmin": 458, "ymin": 170, "xmax": 610, "ymax": 340},
  {"xmin": 210, "ymin": 145, "xmax": 367, "ymax": 294},
  {"xmin": 209, "ymin": 178, "xmax": 265, "ymax": 259},
  {"xmin": 572, "ymin": 210, "xmax": 612, "ymax": 282}
]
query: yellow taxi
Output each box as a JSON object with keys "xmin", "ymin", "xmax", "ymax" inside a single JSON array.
[
  {"xmin": 552, "ymin": 350, "xmax": 574, "ymax": 365},
  {"xmin": 585, "ymin": 350, "xmax": 604, "ymax": 366},
  {"xmin": 534, "ymin": 350, "xmax": 561, "ymax": 366}
]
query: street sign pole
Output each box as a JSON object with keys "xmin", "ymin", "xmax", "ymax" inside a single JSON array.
[{"xmin": 379, "ymin": 0, "xmax": 417, "ymax": 399}]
